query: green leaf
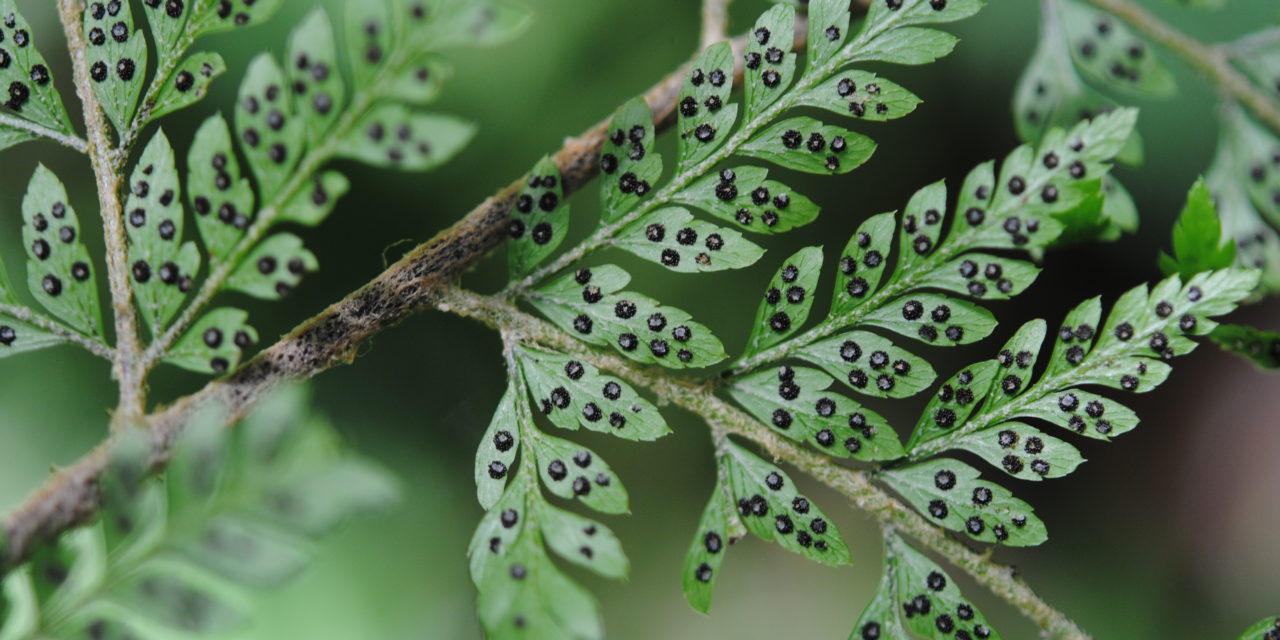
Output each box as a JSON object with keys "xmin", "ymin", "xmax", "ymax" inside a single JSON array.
[
  {"xmin": 806, "ymin": 0, "xmax": 850, "ymax": 68},
  {"xmin": 530, "ymin": 265, "xmax": 728, "ymax": 369},
  {"xmin": 475, "ymin": 530, "xmax": 602, "ymax": 640},
  {"xmin": 528, "ymin": 432, "xmax": 629, "ymax": 515},
  {"xmin": 0, "ymin": 123, "xmax": 36, "ymax": 152},
  {"xmin": 1159, "ymin": 178, "xmax": 1237, "ymax": 278},
  {"xmin": 1016, "ymin": 387, "xmax": 1140, "ymax": 440},
  {"xmin": 27, "ymin": 540, "xmax": 77, "ymax": 606},
  {"xmin": 126, "ymin": 130, "xmax": 200, "ymax": 335},
  {"xmin": 830, "ymin": 211, "xmax": 895, "ymax": 316},
  {"xmin": 616, "ymin": 207, "xmax": 764, "ymax": 273},
  {"xmin": 880, "ymin": 458, "xmax": 1048, "ymax": 546},
  {"xmin": 673, "ymin": 166, "xmax": 820, "ymax": 234},
  {"xmin": 1209, "ymin": 109, "xmax": 1280, "ymax": 293},
  {"xmin": 0, "ymin": 1, "xmax": 75, "ymax": 133},
  {"xmin": 113, "ymin": 564, "xmax": 248, "ymax": 633},
  {"xmin": 1210, "ymin": 324, "xmax": 1280, "ymax": 369},
  {"xmin": 468, "ymin": 486, "xmax": 527, "ymax": 584},
  {"xmin": 22, "ymin": 165, "xmax": 103, "ymax": 336},
  {"xmin": 864, "ymin": 294, "xmax": 996, "ymax": 346},
  {"xmin": 1059, "ymin": 0, "xmax": 1176, "ymax": 97},
  {"xmin": 1041, "ymin": 295, "xmax": 1102, "ymax": 381},
  {"xmin": 913, "ymin": 269, "xmax": 1261, "ymax": 468},
  {"xmin": 797, "ymin": 330, "xmax": 936, "ymax": 399},
  {"xmin": 722, "ymin": 440, "xmax": 851, "ymax": 565},
  {"xmin": 984, "ymin": 319, "xmax": 1048, "ymax": 411},
  {"xmin": 150, "ymin": 52, "xmax": 228, "ymax": 121},
  {"xmin": 849, "ymin": 555, "xmax": 910, "ymax": 640},
  {"xmin": 536, "ymin": 502, "xmax": 629, "ymax": 580},
  {"xmin": 1012, "ymin": 4, "xmax": 1144, "ymax": 165},
  {"xmin": 744, "ymin": 246, "xmax": 823, "ymax": 357},
  {"xmin": 8, "ymin": 386, "xmax": 395, "ymax": 638},
  {"xmin": 517, "ymin": 346, "xmax": 669, "ymax": 441},
  {"xmin": 862, "ymin": 0, "xmax": 983, "ymax": 30},
  {"xmin": 889, "ymin": 181, "xmax": 947, "ymax": 276},
  {"xmin": 799, "ymin": 72, "xmax": 921, "ymax": 121},
  {"xmin": 279, "ymin": 170, "xmax": 350, "ymax": 227},
  {"xmin": 475, "ymin": 380, "xmax": 521, "ymax": 509},
  {"xmin": 923, "ymin": 253, "xmax": 1041, "ymax": 301},
  {"xmin": 852, "ymin": 532, "xmax": 1003, "ymax": 640},
  {"xmin": 509, "ymin": 157, "xmax": 570, "ymax": 279},
  {"xmin": 184, "ymin": 517, "xmax": 311, "ymax": 587},
  {"xmin": 139, "ymin": 0, "xmax": 193, "ymax": 54},
  {"xmin": 907, "ymin": 361, "xmax": 998, "ymax": 449},
  {"xmin": 599, "ymin": 98, "xmax": 662, "ymax": 222},
  {"xmin": 407, "ymin": 0, "xmax": 532, "ymax": 50},
  {"xmin": 336, "ymin": 105, "xmax": 475, "ymax": 170},
  {"xmin": 385, "ymin": 53, "xmax": 451, "ymax": 104},
  {"xmin": 345, "ymin": 0, "xmax": 392, "ymax": 89},
  {"xmin": 0, "ymin": 312, "xmax": 62, "ymax": 358},
  {"xmin": 288, "ymin": 8, "xmax": 346, "ymax": 143},
  {"xmin": 82, "ymin": 0, "xmax": 147, "ymax": 132},
  {"xmin": 743, "ymin": 4, "xmax": 797, "ymax": 119},
  {"xmin": 0, "ymin": 260, "xmax": 66, "ymax": 359},
  {"xmin": 191, "ymin": 0, "xmax": 285, "ymax": 37},
  {"xmin": 235, "ymin": 54, "xmax": 304, "ymax": 196},
  {"xmin": 98, "ymin": 428, "xmax": 157, "ymax": 549},
  {"xmin": 1235, "ymin": 616, "xmax": 1280, "ymax": 640},
  {"xmin": 951, "ymin": 421, "xmax": 1084, "ymax": 481},
  {"xmin": 728, "ymin": 366, "xmax": 905, "ymax": 461},
  {"xmin": 740, "ymin": 117, "xmax": 876, "ymax": 175},
  {"xmin": 188, "ymin": 114, "xmax": 256, "ymax": 262},
  {"xmin": 682, "ymin": 482, "xmax": 735, "ymax": 613},
  {"xmin": 854, "ymin": 26, "xmax": 960, "ymax": 66},
  {"xmin": 676, "ymin": 42, "xmax": 738, "ymax": 168},
  {"xmin": 225, "ymin": 233, "xmax": 317, "ymax": 300},
  {"xmin": 162, "ymin": 307, "xmax": 257, "ymax": 374}
]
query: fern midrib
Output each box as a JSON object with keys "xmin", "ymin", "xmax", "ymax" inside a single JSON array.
[
  {"xmin": 505, "ymin": 11, "xmax": 914, "ymax": 299},
  {"xmin": 908, "ymin": 302, "xmax": 1177, "ymax": 459}
]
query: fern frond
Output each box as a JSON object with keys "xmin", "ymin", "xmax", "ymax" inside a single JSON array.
[
  {"xmin": 854, "ymin": 531, "xmax": 1001, "ymax": 640},
  {"xmin": 0, "ymin": 1, "xmax": 77, "ymax": 148},
  {"xmin": 1237, "ymin": 615, "xmax": 1280, "ymax": 640},
  {"xmin": 504, "ymin": 0, "xmax": 985, "ymax": 360},
  {"xmin": 470, "ymin": 347, "xmax": 661, "ymax": 638},
  {"xmin": 719, "ymin": 110, "xmax": 1136, "ymax": 463},
  {"xmin": 1212, "ymin": 105, "xmax": 1280, "ymax": 292},
  {"xmin": 0, "ymin": 386, "xmax": 396, "ymax": 639}
]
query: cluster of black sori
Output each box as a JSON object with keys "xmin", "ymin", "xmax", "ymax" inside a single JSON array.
[
  {"xmin": 86, "ymin": 1, "xmax": 137, "ymax": 83},
  {"xmin": 2, "ymin": 11, "xmax": 40, "ymax": 111}
]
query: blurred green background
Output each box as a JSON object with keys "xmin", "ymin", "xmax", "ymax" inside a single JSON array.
[{"xmin": 2, "ymin": 0, "xmax": 1279, "ymax": 638}]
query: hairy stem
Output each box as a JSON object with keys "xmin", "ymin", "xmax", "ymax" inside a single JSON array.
[
  {"xmin": 0, "ymin": 303, "xmax": 113, "ymax": 359},
  {"xmin": 1084, "ymin": 0, "xmax": 1280, "ymax": 135},
  {"xmin": 0, "ymin": 112, "xmax": 88, "ymax": 153},
  {"xmin": 56, "ymin": 0, "xmax": 146, "ymax": 427},
  {"xmin": 437, "ymin": 285, "xmax": 1090, "ymax": 640}
]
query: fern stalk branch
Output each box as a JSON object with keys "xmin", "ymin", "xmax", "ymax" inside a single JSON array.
[
  {"xmin": 0, "ymin": 112, "xmax": 88, "ymax": 153},
  {"xmin": 142, "ymin": 28, "xmax": 476, "ymax": 369},
  {"xmin": 0, "ymin": 31, "xmax": 707, "ymax": 570},
  {"xmin": 0, "ymin": 303, "xmax": 113, "ymax": 358},
  {"xmin": 56, "ymin": 0, "xmax": 147, "ymax": 427},
  {"xmin": 435, "ymin": 285, "xmax": 1091, "ymax": 640},
  {"xmin": 1084, "ymin": 0, "xmax": 1280, "ymax": 135}
]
